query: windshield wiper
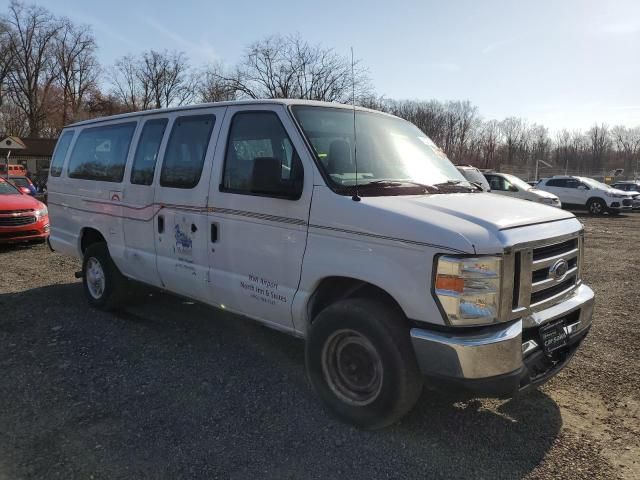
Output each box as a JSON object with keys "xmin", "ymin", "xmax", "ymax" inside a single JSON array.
[
  {"xmin": 361, "ymin": 179, "xmax": 440, "ymax": 193},
  {"xmin": 432, "ymin": 180, "xmax": 481, "ymax": 192}
]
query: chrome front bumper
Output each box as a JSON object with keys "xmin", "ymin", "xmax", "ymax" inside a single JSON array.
[{"xmin": 410, "ymin": 284, "xmax": 594, "ymax": 396}]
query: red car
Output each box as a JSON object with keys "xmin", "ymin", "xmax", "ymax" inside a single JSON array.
[{"xmin": 0, "ymin": 177, "xmax": 49, "ymax": 244}]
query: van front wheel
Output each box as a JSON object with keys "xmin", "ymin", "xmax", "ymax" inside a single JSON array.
[
  {"xmin": 305, "ymin": 298, "xmax": 423, "ymax": 429},
  {"xmin": 82, "ymin": 243, "xmax": 128, "ymax": 310}
]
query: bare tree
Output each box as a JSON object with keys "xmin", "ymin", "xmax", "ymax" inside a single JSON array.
[
  {"xmin": 0, "ymin": 20, "xmax": 15, "ymax": 107},
  {"xmin": 216, "ymin": 34, "xmax": 371, "ymax": 102},
  {"xmin": 110, "ymin": 50, "xmax": 194, "ymax": 111},
  {"xmin": 198, "ymin": 62, "xmax": 237, "ymax": 103},
  {"xmin": 4, "ymin": 0, "xmax": 62, "ymax": 136},
  {"xmin": 499, "ymin": 117, "xmax": 526, "ymax": 168},
  {"xmin": 109, "ymin": 55, "xmax": 150, "ymax": 111},
  {"xmin": 479, "ymin": 119, "xmax": 500, "ymax": 168},
  {"xmin": 555, "ymin": 129, "xmax": 571, "ymax": 174},
  {"xmin": 54, "ymin": 18, "xmax": 98, "ymax": 125},
  {"xmin": 611, "ymin": 125, "xmax": 640, "ymax": 177},
  {"xmin": 587, "ymin": 123, "xmax": 610, "ymax": 175},
  {"xmin": 139, "ymin": 50, "xmax": 193, "ymax": 108}
]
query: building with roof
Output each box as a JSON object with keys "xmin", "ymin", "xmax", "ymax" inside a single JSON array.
[{"xmin": 0, "ymin": 136, "xmax": 57, "ymax": 174}]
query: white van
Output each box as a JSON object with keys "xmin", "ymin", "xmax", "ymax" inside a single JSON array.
[
  {"xmin": 484, "ymin": 172, "xmax": 562, "ymax": 207},
  {"xmin": 48, "ymin": 100, "xmax": 594, "ymax": 428}
]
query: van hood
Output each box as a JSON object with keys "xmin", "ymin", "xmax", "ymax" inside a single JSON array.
[
  {"xmin": 311, "ymin": 187, "xmax": 578, "ymax": 256},
  {"xmin": 366, "ymin": 192, "xmax": 574, "ymax": 231}
]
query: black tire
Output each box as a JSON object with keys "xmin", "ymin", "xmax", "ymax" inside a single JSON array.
[
  {"xmin": 305, "ymin": 298, "xmax": 423, "ymax": 429},
  {"xmin": 82, "ymin": 242, "xmax": 129, "ymax": 310},
  {"xmin": 587, "ymin": 198, "xmax": 606, "ymax": 216}
]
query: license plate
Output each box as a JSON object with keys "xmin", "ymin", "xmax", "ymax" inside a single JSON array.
[{"xmin": 539, "ymin": 320, "xmax": 568, "ymax": 354}]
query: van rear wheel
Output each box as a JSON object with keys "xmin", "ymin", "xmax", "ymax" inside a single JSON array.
[
  {"xmin": 82, "ymin": 243, "xmax": 128, "ymax": 310},
  {"xmin": 305, "ymin": 298, "xmax": 423, "ymax": 429}
]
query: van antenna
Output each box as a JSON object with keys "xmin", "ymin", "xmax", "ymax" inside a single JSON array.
[{"xmin": 350, "ymin": 47, "xmax": 361, "ymax": 202}]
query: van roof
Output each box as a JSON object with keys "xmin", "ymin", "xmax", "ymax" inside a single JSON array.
[{"xmin": 66, "ymin": 99, "xmax": 396, "ymax": 129}]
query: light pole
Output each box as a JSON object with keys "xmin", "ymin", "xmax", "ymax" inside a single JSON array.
[{"xmin": 535, "ymin": 158, "xmax": 553, "ymax": 182}]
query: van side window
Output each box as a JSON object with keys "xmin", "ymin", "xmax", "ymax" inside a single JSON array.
[
  {"xmin": 50, "ymin": 131, "xmax": 75, "ymax": 177},
  {"xmin": 221, "ymin": 111, "xmax": 303, "ymax": 199},
  {"xmin": 67, "ymin": 122, "xmax": 137, "ymax": 182},
  {"xmin": 130, "ymin": 118, "xmax": 168, "ymax": 185},
  {"xmin": 160, "ymin": 115, "xmax": 215, "ymax": 189}
]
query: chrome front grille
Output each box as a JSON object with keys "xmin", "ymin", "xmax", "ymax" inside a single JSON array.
[
  {"xmin": 503, "ymin": 232, "xmax": 583, "ymax": 319},
  {"xmin": 0, "ymin": 210, "xmax": 36, "ymax": 227}
]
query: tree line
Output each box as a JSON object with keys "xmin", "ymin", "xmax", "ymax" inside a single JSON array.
[{"xmin": 0, "ymin": 0, "xmax": 637, "ymax": 179}]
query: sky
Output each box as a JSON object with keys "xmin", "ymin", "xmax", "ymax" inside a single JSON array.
[{"xmin": 4, "ymin": 0, "xmax": 640, "ymax": 131}]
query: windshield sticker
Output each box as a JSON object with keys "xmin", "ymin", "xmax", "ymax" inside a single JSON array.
[{"xmin": 241, "ymin": 274, "xmax": 287, "ymax": 306}]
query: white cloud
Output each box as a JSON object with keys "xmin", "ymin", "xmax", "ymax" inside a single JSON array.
[
  {"xmin": 428, "ymin": 62, "xmax": 461, "ymax": 72},
  {"xmin": 481, "ymin": 39, "xmax": 510, "ymax": 55},
  {"xmin": 142, "ymin": 17, "xmax": 217, "ymax": 62},
  {"xmin": 599, "ymin": 22, "xmax": 640, "ymax": 35}
]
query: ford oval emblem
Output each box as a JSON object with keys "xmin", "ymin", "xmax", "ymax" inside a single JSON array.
[{"xmin": 550, "ymin": 259, "xmax": 569, "ymax": 280}]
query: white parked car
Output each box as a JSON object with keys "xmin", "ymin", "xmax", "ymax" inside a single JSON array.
[
  {"xmin": 48, "ymin": 100, "xmax": 594, "ymax": 428},
  {"xmin": 610, "ymin": 181, "xmax": 640, "ymax": 209},
  {"xmin": 537, "ymin": 175, "xmax": 633, "ymax": 215},
  {"xmin": 455, "ymin": 165, "xmax": 491, "ymax": 192},
  {"xmin": 483, "ymin": 172, "xmax": 561, "ymax": 207}
]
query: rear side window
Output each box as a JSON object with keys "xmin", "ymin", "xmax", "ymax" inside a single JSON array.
[
  {"xmin": 50, "ymin": 131, "xmax": 75, "ymax": 177},
  {"xmin": 68, "ymin": 122, "xmax": 137, "ymax": 182},
  {"xmin": 545, "ymin": 179, "xmax": 566, "ymax": 187},
  {"xmin": 131, "ymin": 119, "xmax": 168, "ymax": 185},
  {"xmin": 160, "ymin": 115, "xmax": 215, "ymax": 189},
  {"xmin": 221, "ymin": 111, "xmax": 303, "ymax": 199}
]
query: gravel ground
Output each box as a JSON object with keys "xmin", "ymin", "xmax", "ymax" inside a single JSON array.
[{"xmin": 0, "ymin": 213, "xmax": 638, "ymax": 480}]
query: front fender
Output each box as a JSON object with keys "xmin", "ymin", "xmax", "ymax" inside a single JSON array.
[{"xmin": 292, "ymin": 229, "xmax": 448, "ymax": 335}]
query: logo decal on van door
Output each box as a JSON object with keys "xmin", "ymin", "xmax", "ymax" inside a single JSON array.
[{"xmin": 174, "ymin": 222, "xmax": 193, "ymax": 254}]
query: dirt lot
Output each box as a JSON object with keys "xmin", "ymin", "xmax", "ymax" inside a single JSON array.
[{"xmin": 0, "ymin": 213, "xmax": 638, "ymax": 479}]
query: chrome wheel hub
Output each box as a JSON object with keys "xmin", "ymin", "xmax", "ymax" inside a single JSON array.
[{"xmin": 86, "ymin": 257, "xmax": 106, "ymax": 299}]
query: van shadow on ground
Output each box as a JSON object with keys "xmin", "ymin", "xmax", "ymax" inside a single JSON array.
[{"xmin": 0, "ymin": 282, "xmax": 562, "ymax": 479}]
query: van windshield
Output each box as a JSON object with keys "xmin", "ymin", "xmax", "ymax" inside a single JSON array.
[{"xmin": 291, "ymin": 106, "xmax": 470, "ymax": 194}]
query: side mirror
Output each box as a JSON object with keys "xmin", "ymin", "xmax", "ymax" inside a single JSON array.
[
  {"xmin": 509, "ymin": 185, "xmax": 519, "ymax": 192},
  {"xmin": 577, "ymin": 185, "xmax": 587, "ymax": 190}
]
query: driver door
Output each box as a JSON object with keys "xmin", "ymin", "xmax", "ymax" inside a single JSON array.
[{"xmin": 206, "ymin": 104, "xmax": 314, "ymax": 330}]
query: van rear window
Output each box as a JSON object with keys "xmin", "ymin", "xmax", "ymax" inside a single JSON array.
[
  {"xmin": 50, "ymin": 130, "xmax": 75, "ymax": 177},
  {"xmin": 67, "ymin": 122, "xmax": 137, "ymax": 182}
]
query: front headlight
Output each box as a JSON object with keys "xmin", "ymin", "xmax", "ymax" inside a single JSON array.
[
  {"xmin": 434, "ymin": 255, "xmax": 502, "ymax": 326},
  {"xmin": 605, "ymin": 191, "xmax": 622, "ymax": 198},
  {"xmin": 34, "ymin": 205, "xmax": 48, "ymax": 219},
  {"xmin": 539, "ymin": 197, "xmax": 554, "ymax": 204}
]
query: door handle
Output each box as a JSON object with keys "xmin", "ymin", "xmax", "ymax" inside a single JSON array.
[
  {"xmin": 158, "ymin": 215, "xmax": 164, "ymax": 233},
  {"xmin": 210, "ymin": 223, "xmax": 218, "ymax": 243}
]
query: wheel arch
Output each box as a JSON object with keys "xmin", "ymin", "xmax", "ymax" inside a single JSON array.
[
  {"xmin": 306, "ymin": 276, "xmax": 407, "ymax": 328},
  {"xmin": 79, "ymin": 226, "xmax": 107, "ymax": 255},
  {"xmin": 587, "ymin": 196, "xmax": 605, "ymax": 206}
]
